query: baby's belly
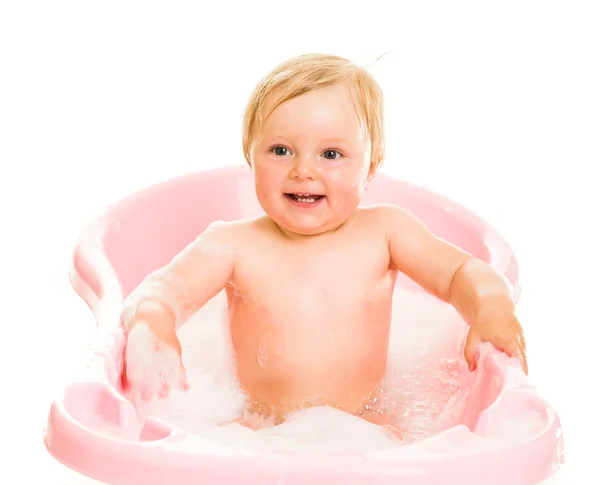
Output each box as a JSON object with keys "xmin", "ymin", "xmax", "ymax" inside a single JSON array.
[{"xmin": 228, "ymin": 301, "xmax": 392, "ymax": 417}]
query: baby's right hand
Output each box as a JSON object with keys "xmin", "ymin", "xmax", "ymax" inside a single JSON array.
[{"xmin": 122, "ymin": 320, "xmax": 189, "ymax": 402}]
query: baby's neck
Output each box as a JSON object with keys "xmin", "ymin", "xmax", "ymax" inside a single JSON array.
[{"xmin": 269, "ymin": 214, "xmax": 358, "ymax": 242}]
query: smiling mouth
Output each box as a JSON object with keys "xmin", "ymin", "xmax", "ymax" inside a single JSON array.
[{"xmin": 285, "ymin": 193, "xmax": 325, "ymax": 203}]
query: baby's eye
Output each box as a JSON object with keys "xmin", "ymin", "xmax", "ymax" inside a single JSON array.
[
  {"xmin": 322, "ymin": 149, "xmax": 342, "ymax": 160},
  {"xmin": 271, "ymin": 146, "xmax": 291, "ymax": 156}
]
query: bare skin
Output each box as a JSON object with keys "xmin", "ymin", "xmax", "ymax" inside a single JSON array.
[
  {"xmin": 122, "ymin": 83, "xmax": 527, "ymax": 437},
  {"xmin": 227, "ymin": 212, "xmax": 394, "ymax": 424}
]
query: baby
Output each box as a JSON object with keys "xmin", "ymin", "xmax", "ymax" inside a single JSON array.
[{"xmin": 122, "ymin": 53, "xmax": 528, "ymax": 434}]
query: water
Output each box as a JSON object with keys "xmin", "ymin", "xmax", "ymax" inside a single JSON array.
[{"xmin": 134, "ymin": 286, "xmax": 546, "ymax": 453}]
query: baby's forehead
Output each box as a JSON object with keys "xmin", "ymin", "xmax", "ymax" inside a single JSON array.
[
  {"xmin": 258, "ymin": 86, "xmax": 367, "ymax": 141},
  {"xmin": 263, "ymin": 82, "xmax": 357, "ymax": 115},
  {"xmin": 257, "ymin": 119, "xmax": 367, "ymax": 146}
]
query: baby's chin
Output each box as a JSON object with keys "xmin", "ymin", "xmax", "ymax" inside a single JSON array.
[{"xmin": 272, "ymin": 217, "xmax": 349, "ymax": 238}]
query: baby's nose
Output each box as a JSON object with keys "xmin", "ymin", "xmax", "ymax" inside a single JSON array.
[{"xmin": 290, "ymin": 155, "xmax": 318, "ymax": 180}]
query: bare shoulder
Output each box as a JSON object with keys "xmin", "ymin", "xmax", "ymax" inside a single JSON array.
[
  {"xmin": 199, "ymin": 216, "xmax": 272, "ymax": 246},
  {"xmin": 197, "ymin": 219, "xmax": 236, "ymax": 241},
  {"xmin": 191, "ymin": 219, "xmax": 246, "ymax": 255},
  {"xmin": 356, "ymin": 204, "xmax": 420, "ymax": 232}
]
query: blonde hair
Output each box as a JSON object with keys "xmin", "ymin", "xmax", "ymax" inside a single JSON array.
[{"xmin": 242, "ymin": 53, "xmax": 385, "ymax": 177}]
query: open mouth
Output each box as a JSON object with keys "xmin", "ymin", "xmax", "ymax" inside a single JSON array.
[{"xmin": 284, "ymin": 193, "xmax": 325, "ymax": 204}]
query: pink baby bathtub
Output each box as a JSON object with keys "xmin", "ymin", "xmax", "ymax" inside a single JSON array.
[{"xmin": 43, "ymin": 165, "xmax": 564, "ymax": 484}]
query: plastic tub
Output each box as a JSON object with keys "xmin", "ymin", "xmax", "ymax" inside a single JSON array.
[{"xmin": 43, "ymin": 165, "xmax": 564, "ymax": 484}]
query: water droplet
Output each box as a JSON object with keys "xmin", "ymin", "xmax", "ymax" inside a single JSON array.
[{"xmin": 256, "ymin": 345, "xmax": 268, "ymax": 368}]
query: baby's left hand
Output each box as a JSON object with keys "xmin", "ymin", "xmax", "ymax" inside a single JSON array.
[{"xmin": 464, "ymin": 311, "xmax": 528, "ymax": 375}]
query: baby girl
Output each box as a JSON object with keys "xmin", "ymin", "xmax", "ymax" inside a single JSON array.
[{"xmin": 122, "ymin": 53, "xmax": 527, "ymax": 434}]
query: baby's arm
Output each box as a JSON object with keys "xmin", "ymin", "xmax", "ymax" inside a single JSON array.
[
  {"xmin": 381, "ymin": 205, "xmax": 527, "ymax": 373},
  {"xmin": 123, "ymin": 221, "xmax": 235, "ymax": 333},
  {"xmin": 122, "ymin": 221, "xmax": 236, "ymax": 399}
]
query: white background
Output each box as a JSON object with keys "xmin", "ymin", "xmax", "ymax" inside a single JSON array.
[{"xmin": 1, "ymin": 1, "xmax": 598, "ymax": 483}]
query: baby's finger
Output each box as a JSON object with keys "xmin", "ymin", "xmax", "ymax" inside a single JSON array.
[
  {"xmin": 179, "ymin": 364, "xmax": 189, "ymax": 390},
  {"xmin": 464, "ymin": 331, "xmax": 481, "ymax": 372},
  {"xmin": 140, "ymin": 385, "xmax": 154, "ymax": 402},
  {"xmin": 518, "ymin": 331, "xmax": 527, "ymax": 352},
  {"xmin": 121, "ymin": 355, "xmax": 130, "ymax": 391},
  {"xmin": 158, "ymin": 383, "xmax": 170, "ymax": 399},
  {"xmin": 516, "ymin": 332, "xmax": 528, "ymax": 374},
  {"xmin": 521, "ymin": 354, "xmax": 529, "ymax": 375},
  {"xmin": 516, "ymin": 340, "xmax": 528, "ymax": 375},
  {"xmin": 495, "ymin": 338, "xmax": 528, "ymax": 374},
  {"xmin": 126, "ymin": 362, "xmax": 156, "ymax": 402}
]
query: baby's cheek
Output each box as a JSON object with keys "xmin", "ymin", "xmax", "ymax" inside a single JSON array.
[
  {"xmin": 334, "ymin": 182, "xmax": 364, "ymax": 206},
  {"xmin": 332, "ymin": 164, "xmax": 369, "ymax": 192}
]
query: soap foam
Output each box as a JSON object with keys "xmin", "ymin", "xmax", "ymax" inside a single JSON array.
[{"xmin": 144, "ymin": 288, "xmax": 491, "ymax": 452}]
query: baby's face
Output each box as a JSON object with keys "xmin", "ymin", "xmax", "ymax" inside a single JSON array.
[{"xmin": 249, "ymin": 83, "xmax": 371, "ymax": 237}]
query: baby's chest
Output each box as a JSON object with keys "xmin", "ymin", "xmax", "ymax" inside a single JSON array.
[{"xmin": 232, "ymin": 247, "xmax": 394, "ymax": 315}]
